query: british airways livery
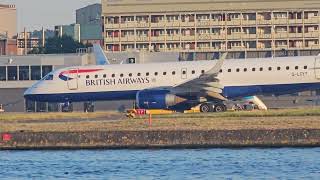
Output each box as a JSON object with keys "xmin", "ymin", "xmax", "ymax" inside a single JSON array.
[{"xmin": 24, "ymin": 44, "xmax": 320, "ymax": 112}]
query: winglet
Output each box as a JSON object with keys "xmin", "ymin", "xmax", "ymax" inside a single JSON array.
[
  {"xmin": 93, "ymin": 44, "xmax": 110, "ymax": 65},
  {"xmin": 204, "ymin": 52, "xmax": 227, "ymax": 76}
]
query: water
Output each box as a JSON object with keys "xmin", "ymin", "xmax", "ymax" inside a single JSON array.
[{"xmin": 1, "ymin": 148, "xmax": 320, "ymax": 179}]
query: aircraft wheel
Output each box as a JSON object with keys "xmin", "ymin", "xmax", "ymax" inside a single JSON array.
[
  {"xmin": 214, "ymin": 104, "xmax": 227, "ymax": 112},
  {"xmin": 200, "ymin": 103, "xmax": 214, "ymax": 113}
]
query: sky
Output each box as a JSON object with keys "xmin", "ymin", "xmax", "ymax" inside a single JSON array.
[{"xmin": 1, "ymin": 0, "xmax": 100, "ymax": 31}]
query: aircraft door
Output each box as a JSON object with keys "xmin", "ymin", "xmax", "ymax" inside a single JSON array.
[
  {"xmin": 181, "ymin": 68, "xmax": 187, "ymax": 79},
  {"xmin": 67, "ymin": 68, "xmax": 78, "ymax": 90},
  {"xmin": 315, "ymin": 57, "xmax": 320, "ymax": 79}
]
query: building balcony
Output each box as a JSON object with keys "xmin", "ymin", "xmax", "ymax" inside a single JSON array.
[
  {"xmin": 273, "ymin": 18, "xmax": 288, "ymax": 25},
  {"xmin": 304, "ymin": 32, "xmax": 319, "ymax": 38},
  {"xmin": 210, "ymin": 20, "xmax": 225, "ymax": 26},
  {"xmin": 256, "ymin": 19, "xmax": 272, "ymax": 25},
  {"xmin": 227, "ymin": 33, "xmax": 243, "ymax": 40},
  {"xmin": 150, "ymin": 21, "xmax": 166, "ymax": 28},
  {"xmin": 180, "ymin": 22, "xmax": 195, "ymax": 27},
  {"xmin": 150, "ymin": 36, "xmax": 166, "ymax": 41},
  {"xmin": 166, "ymin": 35, "xmax": 180, "ymax": 41},
  {"xmin": 226, "ymin": 20, "xmax": 241, "ymax": 26},
  {"xmin": 105, "ymin": 37, "xmax": 120, "ymax": 42},
  {"xmin": 211, "ymin": 34, "xmax": 226, "ymax": 40},
  {"xmin": 136, "ymin": 36, "xmax": 149, "ymax": 42},
  {"xmin": 105, "ymin": 23, "xmax": 120, "ymax": 29},
  {"xmin": 197, "ymin": 20, "xmax": 211, "ymax": 27},
  {"xmin": 288, "ymin": 19, "xmax": 303, "ymax": 24},
  {"xmin": 304, "ymin": 17, "xmax": 319, "ymax": 24},
  {"xmin": 274, "ymin": 45, "xmax": 288, "ymax": 50},
  {"xmin": 257, "ymin": 34, "xmax": 272, "ymax": 39},
  {"xmin": 288, "ymin": 33, "xmax": 303, "ymax": 38},
  {"xmin": 242, "ymin": 34, "xmax": 257, "ymax": 39},
  {"xmin": 242, "ymin": 20, "xmax": 257, "ymax": 25},
  {"xmin": 120, "ymin": 36, "xmax": 135, "ymax": 42},
  {"xmin": 196, "ymin": 46, "xmax": 212, "ymax": 51},
  {"xmin": 120, "ymin": 22, "xmax": 136, "ymax": 28},
  {"xmin": 181, "ymin": 35, "xmax": 195, "ymax": 41},
  {"xmin": 136, "ymin": 22, "xmax": 149, "ymax": 28},
  {"xmin": 228, "ymin": 46, "xmax": 245, "ymax": 51},
  {"xmin": 166, "ymin": 21, "xmax": 180, "ymax": 27},
  {"xmin": 166, "ymin": 48, "xmax": 182, "ymax": 52},
  {"xmin": 273, "ymin": 33, "xmax": 288, "ymax": 38},
  {"xmin": 305, "ymin": 44, "xmax": 320, "ymax": 49},
  {"xmin": 197, "ymin": 34, "xmax": 211, "ymax": 40}
]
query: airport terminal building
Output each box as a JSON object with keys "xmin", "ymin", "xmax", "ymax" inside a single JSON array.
[{"xmin": 102, "ymin": 0, "xmax": 320, "ymax": 59}]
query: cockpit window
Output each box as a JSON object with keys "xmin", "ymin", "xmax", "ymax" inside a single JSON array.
[{"xmin": 43, "ymin": 74, "xmax": 53, "ymax": 81}]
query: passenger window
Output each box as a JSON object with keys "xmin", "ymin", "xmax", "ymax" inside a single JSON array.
[
  {"xmin": 252, "ymin": 68, "xmax": 256, "ymax": 72},
  {"xmin": 268, "ymin": 67, "xmax": 272, "ymax": 71},
  {"xmin": 172, "ymin": 71, "xmax": 176, "ymax": 75},
  {"xmin": 120, "ymin": 74, "xmax": 124, "ymax": 77},
  {"xmin": 103, "ymin": 74, "xmax": 107, "ymax": 78},
  {"xmin": 228, "ymin": 69, "xmax": 231, "ymax": 72},
  {"xmin": 277, "ymin": 67, "xmax": 281, "ymax": 71},
  {"xmin": 304, "ymin": 66, "xmax": 308, "ymax": 69},
  {"xmin": 86, "ymin": 75, "xmax": 90, "ymax": 79},
  {"xmin": 95, "ymin": 75, "xmax": 98, "ymax": 78},
  {"xmin": 129, "ymin": 73, "xmax": 132, "ymax": 77},
  {"xmin": 163, "ymin": 72, "xmax": 167, "ymax": 75},
  {"xmin": 182, "ymin": 71, "xmax": 186, "ymax": 75},
  {"xmin": 244, "ymin": 68, "xmax": 247, "ymax": 72},
  {"xmin": 154, "ymin": 72, "xmax": 158, "ymax": 76},
  {"xmin": 146, "ymin": 72, "xmax": 149, "ymax": 76},
  {"xmin": 201, "ymin": 70, "xmax": 205, "ymax": 74},
  {"xmin": 112, "ymin": 74, "xmax": 115, "ymax": 78},
  {"xmin": 137, "ymin": 73, "xmax": 141, "ymax": 76},
  {"xmin": 192, "ymin": 70, "xmax": 196, "ymax": 74},
  {"xmin": 260, "ymin": 67, "xmax": 263, "ymax": 71},
  {"xmin": 236, "ymin": 68, "xmax": 240, "ymax": 72},
  {"xmin": 295, "ymin": 66, "xmax": 299, "ymax": 70},
  {"xmin": 286, "ymin": 66, "xmax": 290, "ymax": 70}
]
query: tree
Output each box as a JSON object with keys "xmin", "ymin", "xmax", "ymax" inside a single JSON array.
[{"xmin": 44, "ymin": 35, "xmax": 85, "ymax": 54}]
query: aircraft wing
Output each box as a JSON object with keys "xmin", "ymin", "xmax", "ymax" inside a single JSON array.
[
  {"xmin": 172, "ymin": 53, "xmax": 228, "ymax": 101},
  {"xmin": 93, "ymin": 44, "xmax": 110, "ymax": 65}
]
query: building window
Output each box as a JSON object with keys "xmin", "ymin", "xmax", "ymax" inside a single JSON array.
[
  {"xmin": 0, "ymin": 66, "xmax": 6, "ymax": 81},
  {"xmin": 42, "ymin": 65, "xmax": 53, "ymax": 78},
  {"xmin": 19, "ymin": 66, "xmax": 30, "ymax": 80},
  {"xmin": 7, "ymin": 66, "xmax": 17, "ymax": 81},
  {"xmin": 31, "ymin": 66, "xmax": 41, "ymax": 80}
]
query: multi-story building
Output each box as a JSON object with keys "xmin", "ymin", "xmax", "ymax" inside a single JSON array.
[
  {"xmin": 102, "ymin": 0, "xmax": 320, "ymax": 59},
  {"xmin": 55, "ymin": 24, "xmax": 81, "ymax": 43},
  {"xmin": 0, "ymin": 4, "xmax": 16, "ymax": 39},
  {"xmin": 76, "ymin": 3, "xmax": 103, "ymax": 45}
]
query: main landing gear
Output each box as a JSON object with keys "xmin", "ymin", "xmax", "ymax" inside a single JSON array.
[{"xmin": 199, "ymin": 102, "xmax": 227, "ymax": 113}]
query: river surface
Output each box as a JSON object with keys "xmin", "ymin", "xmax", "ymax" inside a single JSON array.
[{"xmin": 1, "ymin": 148, "xmax": 320, "ymax": 179}]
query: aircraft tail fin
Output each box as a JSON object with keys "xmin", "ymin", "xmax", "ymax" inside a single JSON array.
[{"xmin": 93, "ymin": 44, "xmax": 110, "ymax": 65}]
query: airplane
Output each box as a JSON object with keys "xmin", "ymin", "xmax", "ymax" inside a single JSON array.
[{"xmin": 24, "ymin": 44, "xmax": 320, "ymax": 112}]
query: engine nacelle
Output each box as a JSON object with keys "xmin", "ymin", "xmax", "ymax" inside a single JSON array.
[{"xmin": 136, "ymin": 90, "xmax": 186, "ymax": 109}]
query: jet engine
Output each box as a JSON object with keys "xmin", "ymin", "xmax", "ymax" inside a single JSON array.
[{"xmin": 136, "ymin": 90, "xmax": 186, "ymax": 109}]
